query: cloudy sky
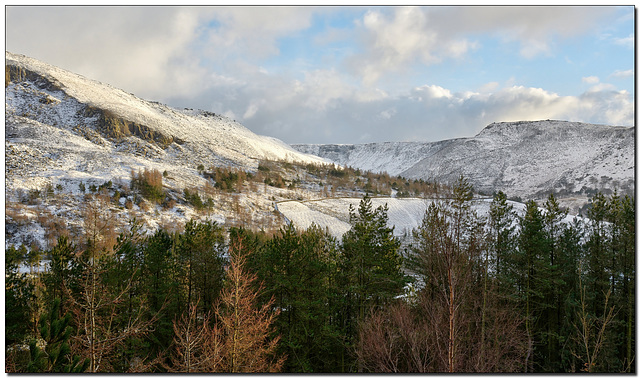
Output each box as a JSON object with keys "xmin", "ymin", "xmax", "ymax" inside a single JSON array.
[{"xmin": 5, "ymin": 5, "xmax": 634, "ymax": 144}]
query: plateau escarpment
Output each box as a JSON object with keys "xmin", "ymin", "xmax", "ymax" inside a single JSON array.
[{"xmin": 294, "ymin": 120, "xmax": 634, "ymax": 213}]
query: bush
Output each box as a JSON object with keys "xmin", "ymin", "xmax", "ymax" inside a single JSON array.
[
  {"xmin": 131, "ymin": 168, "xmax": 164, "ymax": 203},
  {"xmin": 184, "ymin": 188, "xmax": 205, "ymax": 210}
]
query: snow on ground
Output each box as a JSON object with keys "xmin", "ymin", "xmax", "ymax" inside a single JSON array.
[{"xmin": 277, "ymin": 196, "xmax": 580, "ymax": 239}]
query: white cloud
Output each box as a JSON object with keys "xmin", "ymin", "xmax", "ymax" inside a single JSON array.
[
  {"xmin": 195, "ymin": 71, "xmax": 633, "ymax": 144},
  {"xmin": 5, "ymin": 6, "xmax": 632, "ymax": 145},
  {"xmin": 613, "ymin": 33, "xmax": 634, "ymax": 49},
  {"xmin": 7, "ymin": 7, "xmax": 209, "ymax": 100},
  {"xmin": 348, "ymin": 6, "xmax": 617, "ymax": 85},
  {"xmin": 586, "ymin": 83, "xmax": 617, "ymax": 93},
  {"xmin": 446, "ymin": 6, "xmax": 615, "ymax": 58},
  {"xmin": 610, "ymin": 69, "xmax": 633, "ymax": 79},
  {"xmin": 242, "ymin": 101, "xmax": 262, "ymax": 120},
  {"xmin": 352, "ymin": 7, "xmax": 479, "ymax": 85},
  {"xmin": 479, "ymin": 82, "xmax": 500, "ymax": 93},
  {"xmin": 582, "ymin": 76, "xmax": 600, "ymax": 84},
  {"xmin": 199, "ymin": 7, "xmax": 315, "ymax": 60}
]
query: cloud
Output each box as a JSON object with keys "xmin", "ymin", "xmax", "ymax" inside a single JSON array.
[
  {"xmin": 610, "ymin": 69, "xmax": 633, "ymax": 79},
  {"xmin": 5, "ymin": 6, "xmax": 632, "ymax": 145},
  {"xmin": 7, "ymin": 6, "xmax": 211, "ymax": 100},
  {"xmin": 349, "ymin": 7, "xmax": 479, "ymax": 85},
  {"xmin": 198, "ymin": 7, "xmax": 316, "ymax": 60},
  {"xmin": 171, "ymin": 67, "xmax": 633, "ymax": 144},
  {"xmin": 5, "ymin": 6, "xmax": 316, "ymax": 102},
  {"xmin": 346, "ymin": 6, "xmax": 617, "ymax": 86},
  {"xmin": 582, "ymin": 76, "xmax": 600, "ymax": 84},
  {"xmin": 444, "ymin": 6, "xmax": 615, "ymax": 57},
  {"xmin": 613, "ymin": 33, "xmax": 634, "ymax": 49}
]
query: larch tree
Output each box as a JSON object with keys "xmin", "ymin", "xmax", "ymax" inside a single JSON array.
[{"xmin": 209, "ymin": 236, "xmax": 285, "ymax": 373}]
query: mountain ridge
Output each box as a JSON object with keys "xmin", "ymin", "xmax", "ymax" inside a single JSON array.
[
  {"xmin": 293, "ymin": 119, "xmax": 634, "ymax": 203},
  {"xmin": 5, "ymin": 51, "xmax": 326, "ymax": 174}
]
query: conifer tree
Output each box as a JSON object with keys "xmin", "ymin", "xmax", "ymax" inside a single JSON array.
[
  {"xmin": 212, "ymin": 237, "xmax": 285, "ymax": 372},
  {"xmin": 27, "ymin": 299, "xmax": 89, "ymax": 373},
  {"xmin": 341, "ymin": 195, "xmax": 406, "ymax": 370},
  {"xmin": 5, "ymin": 245, "xmax": 35, "ymax": 346},
  {"xmin": 488, "ymin": 191, "xmax": 517, "ymax": 298},
  {"xmin": 516, "ymin": 200, "xmax": 551, "ymax": 372},
  {"xmin": 142, "ymin": 228, "xmax": 180, "ymax": 358},
  {"xmin": 251, "ymin": 223, "xmax": 342, "ymax": 372},
  {"xmin": 541, "ymin": 193, "xmax": 568, "ymax": 371},
  {"xmin": 176, "ymin": 219, "xmax": 225, "ymax": 317}
]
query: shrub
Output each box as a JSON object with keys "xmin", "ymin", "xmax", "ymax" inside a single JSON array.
[
  {"xmin": 131, "ymin": 168, "xmax": 164, "ymax": 203},
  {"xmin": 124, "ymin": 199, "xmax": 134, "ymax": 209},
  {"xmin": 184, "ymin": 188, "xmax": 204, "ymax": 210}
]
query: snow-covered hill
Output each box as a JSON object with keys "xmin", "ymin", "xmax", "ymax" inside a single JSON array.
[
  {"xmin": 5, "ymin": 51, "xmax": 326, "ymax": 194},
  {"xmin": 294, "ymin": 120, "xmax": 634, "ymax": 201}
]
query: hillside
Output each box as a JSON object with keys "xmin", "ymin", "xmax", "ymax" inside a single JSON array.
[
  {"xmin": 4, "ymin": 52, "xmax": 625, "ymax": 250},
  {"xmin": 5, "ymin": 51, "xmax": 326, "ymax": 194},
  {"xmin": 4, "ymin": 52, "xmax": 331, "ymax": 249},
  {"xmin": 294, "ymin": 120, "xmax": 635, "ymax": 204}
]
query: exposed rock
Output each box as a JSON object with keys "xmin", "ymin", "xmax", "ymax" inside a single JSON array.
[
  {"xmin": 83, "ymin": 106, "xmax": 175, "ymax": 149},
  {"xmin": 5, "ymin": 64, "xmax": 63, "ymax": 92}
]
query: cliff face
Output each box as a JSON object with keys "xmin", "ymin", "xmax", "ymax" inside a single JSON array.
[
  {"xmin": 6, "ymin": 64, "xmax": 64, "ymax": 92},
  {"xmin": 83, "ymin": 106, "xmax": 178, "ymax": 149}
]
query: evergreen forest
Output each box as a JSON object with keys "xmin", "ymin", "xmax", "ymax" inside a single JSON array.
[{"xmin": 5, "ymin": 177, "xmax": 635, "ymax": 373}]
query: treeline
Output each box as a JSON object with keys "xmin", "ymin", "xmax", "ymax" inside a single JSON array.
[
  {"xmin": 5, "ymin": 178, "xmax": 635, "ymax": 373},
  {"xmin": 197, "ymin": 159, "xmax": 443, "ymax": 198}
]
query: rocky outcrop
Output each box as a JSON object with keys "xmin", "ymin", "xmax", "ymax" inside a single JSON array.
[
  {"xmin": 83, "ymin": 106, "xmax": 176, "ymax": 149},
  {"xmin": 5, "ymin": 64, "xmax": 63, "ymax": 92},
  {"xmin": 7, "ymin": 62, "xmax": 179, "ymax": 150}
]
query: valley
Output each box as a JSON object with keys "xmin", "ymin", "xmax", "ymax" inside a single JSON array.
[{"xmin": 4, "ymin": 51, "xmax": 635, "ymax": 375}]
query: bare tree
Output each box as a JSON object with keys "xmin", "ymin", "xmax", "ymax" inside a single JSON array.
[
  {"xmin": 572, "ymin": 273, "xmax": 617, "ymax": 372},
  {"xmin": 164, "ymin": 302, "xmax": 221, "ymax": 373},
  {"xmin": 357, "ymin": 301, "xmax": 433, "ymax": 372},
  {"xmin": 67, "ymin": 263, "xmax": 155, "ymax": 372}
]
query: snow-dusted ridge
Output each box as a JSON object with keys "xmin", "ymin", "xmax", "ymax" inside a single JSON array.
[
  {"xmin": 5, "ymin": 51, "xmax": 327, "ymax": 177},
  {"xmin": 294, "ymin": 120, "xmax": 634, "ymax": 203}
]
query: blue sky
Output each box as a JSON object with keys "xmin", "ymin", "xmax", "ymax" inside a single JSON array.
[{"xmin": 5, "ymin": 5, "xmax": 635, "ymax": 144}]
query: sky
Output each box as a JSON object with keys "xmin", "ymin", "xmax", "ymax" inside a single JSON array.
[{"xmin": 5, "ymin": 5, "xmax": 635, "ymax": 144}]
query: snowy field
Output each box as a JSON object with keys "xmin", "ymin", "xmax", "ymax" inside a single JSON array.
[{"xmin": 277, "ymin": 197, "xmax": 580, "ymax": 239}]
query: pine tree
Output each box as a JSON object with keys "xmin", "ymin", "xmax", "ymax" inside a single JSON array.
[
  {"xmin": 516, "ymin": 200, "xmax": 552, "ymax": 372},
  {"xmin": 585, "ymin": 193, "xmax": 610, "ymax": 318},
  {"xmin": 251, "ymin": 223, "xmax": 342, "ymax": 372},
  {"xmin": 383, "ymin": 179, "xmax": 527, "ymax": 373},
  {"xmin": 43, "ymin": 236, "xmax": 82, "ymax": 306},
  {"xmin": 176, "ymin": 219, "xmax": 225, "ymax": 317},
  {"xmin": 142, "ymin": 228, "xmax": 180, "ymax": 359},
  {"xmin": 341, "ymin": 195, "xmax": 406, "ymax": 371},
  {"xmin": 5, "ymin": 245, "xmax": 35, "ymax": 345},
  {"xmin": 27, "ymin": 299, "xmax": 89, "ymax": 373},
  {"xmin": 488, "ymin": 191, "xmax": 517, "ymax": 292},
  {"xmin": 541, "ymin": 193, "xmax": 568, "ymax": 371}
]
